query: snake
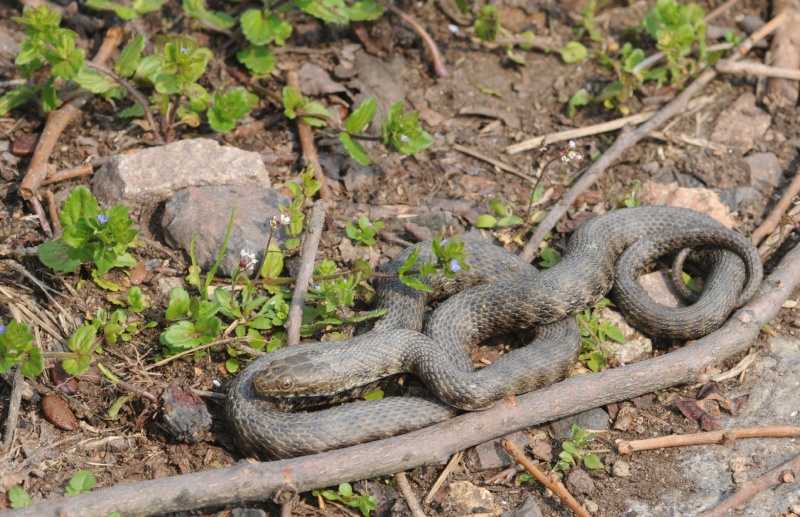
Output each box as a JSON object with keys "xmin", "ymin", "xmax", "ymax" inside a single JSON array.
[{"xmin": 226, "ymin": 206, "xmax": 763, "ymax": 459}]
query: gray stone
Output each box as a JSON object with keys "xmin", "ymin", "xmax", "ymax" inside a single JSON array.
[
  {"xmin": 638, "ymin": 270, "xmax": 683, "ymax": 308},
  {"xmin": 442, "ymin": 481, "xmax": 497, "ymax": 515},
  {"xmin": 93, "ymin": 138, "xmax": 270, "ymax": 205},
  {"xmin": 567, "ymin": 469, "xmax": 595, "ymax": 494},
  {"xmin": 467, "ymin": 431, "xmax": 530, "ymax": 471},
  {"xmin": 0, "ymin": 26, "xmax": 20, "ymax": 60},
  {"xmin": 230, "ymin": 509, "xmax": 267, "ymax": 517},
  {"xmin": 710, "ymin": 93, "xmax": 771, "ymax": 154},
  {"xmin": 161, "ymin": 185, "xmax": 289, "ymax": 276},
  {"xmin": 594, "ymin": 307, "xmax": 653, "ymax": 364},
  {"xmin": 501, "ymin": 497, "xmax": 543, "ymax": 517},
  {"xmin": 551, "ymin": 408, "xmax": 609, "ymax": 441},
  {"xmin": 612, "ymin": 460, "xmax": 631, "ymax": 478},
  {"xmin": 744, "ymin": 152, "xmax": 783, "ymax": 189}
]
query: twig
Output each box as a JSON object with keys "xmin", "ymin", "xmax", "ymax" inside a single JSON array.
[
  {"xmin": 697, "ymin": 453, "xmax": 800, "ymax": 517},
  {"xmin": 2, "ymin": 366, "xmax": 25, "ymax": 449},
  {"xmin": 764, "ymin": 3, "xmax": 800, "ymax": 111},
  {"xmin": 19, "ymin": 27, "xmax": 122, "ymax": 201},
  {"xmin": 751, "ymin": 167, "xmax": 800, "ymax": 245},
  {"xmin": 84, "ymin": 61, "xmax": 163, "ymax": 143},
  {"xmin": 518, "ymin": 12, "xmax": 788, "ymax": 263},
  {"xmin": 41, "ymin": 163, "xmax": 94, "ymax": 186},
  {"xmin": 757, "ymin": 203, "xmax": 800, "ymax": 259},
  {"xmin": 286, "ymin": 70, "xmax": 332, "ymax": 200},
  {"xmin": 452, "ymin": 144, "xmax": 539, "ymax": 185},
  {"xmin": 285, "ymin": 200, "xmax": 331, "ymax": 347},
  {"xmin": 384, "ymin": 3, "xmax": 448, "ymax": 78},
  {"xmin": 501, "ymin": 440, "xmax": 589, "ymax": 517},
  {"xmin": 29, "ymin": 195, "xmax": 53, "ymax": 238},
  {"xmin": 507, "ymin": 97, "xmax": 713, "ymax": 153},
  {"xmin": 617, "ymin": 426, "xmax": 800, "ymax": 454},
  {"xmin": 44, "ymin": 190, "xmax": 61, "ymax": 233},
  {"xmin": 395, "ymin": 472, "xmax": 426, "ymax": 517},
  {"xmin": 485, "ymin": 464, "xmax": 525, "ymax": 484},
  {"xmin": 9, "ymin": 241, "xmax": 800, "ymax": 517},
  {"xmin": 423, "ymin": 450, "xmax": 462, "ymax": 504},
  {"xmin": 716, "ymin": 59, "xmax": 800, "ymax": 80}
]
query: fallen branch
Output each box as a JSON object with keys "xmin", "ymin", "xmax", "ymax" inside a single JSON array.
[
  {"xmin": 518, "ymin": 12, "xmax": 788, "ymax": 263},
  {"xmin": 286, "ymin": 70, "xmax": 332, "ymax": 200},
  {"xmin": 395, "ymin": 472, "xmax": 426, "ymax": 517},
  {"xmin": 41, "ymin": 163, "xmax": 94, "ymax": 186},
  {"xmin": 285, "ymin": 199, "xmax": 331, "ymax": 347},
  {"xmin": 385, "ymin": 3, "xmax": 448, "ymax": 78},
  {"xmin": 763, "ymin": 2, "xmax": 800, "ymax": 111},
  {"xmin": 697, "ymin": 453, "xmax": 800, "ymax": 517},
  {"xmin": 453, "ymin": 144, "xmax": 538, "ymax": 185},
  {"xmin": 1, "ymin": 367, "xmax": 24, "ymax": 449},
  {"xmin": 751, "ymin": 166, "xmax": 800, "ymax": 245},
  {"xmin": 502, "ymin": 440, "xmax": 589, "ymax": 517},
  {"xmin": 716, "ymin": 59, "xmax": 800, "ymax": 80},
  {"xmin": 19, "ymin": 27, "xmax": 122, "ymax": 201},
  {"xmin": 617, "ymin": 426, "xmax": 800, "ymax": 454},
  {"xmin": 423, "ymin": 451, "xmax": 462, "ymax": 505},
  {"xmin": 9, "ymin": 238, "xmax": 799, "ymax": 517}
]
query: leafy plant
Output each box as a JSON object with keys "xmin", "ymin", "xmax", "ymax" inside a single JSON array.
[
  {"xmin": 576, "ymin": 298, "xmax": 625, "ymax": 372},
  {"xmin": 86, "ymin": 0, "xmax": 167, "ymax": 20},
  {"xmin": 642, "ymin": 0, "xmax": 706, "ymax": 81},
  {"xmin": 280, "ymin": 165, "xmax": 322, "ymax": 250},
  {"xmin": 578, "ymin": 0, "xmax": 608, "ymax": 42},
  {"xmin": 314, "ymin": 483, "xmax": 377, "ymax": 517},
  {"xmin": 346, "ymin": 216, "xmax": 384, "ymax": 246},
  {"xmin": 38, "ymin": 186, "xmax": 138, "ymax": 276},
  {"xmin": 159, "ymin": 287, "xmax": 223, "ymax": 357},
  {"xmin": 396, "ymin": 235, "xmax": 469, "ymax": 293},
  {"xmin": 561, "ymin": 41, "xmax": 588, "ymax": 64},
  {"xmin": 476, "ymin": 199, "xmax": 524, "ymax": 229},
  {"xmin": 619, "ymin": 179, "xmax": 642, "ymax": 208},
  {"xmin": 7, "ymin": 486, "xmax": 34, "ymax": 508},
  {"xmin": 553, "ymin": 425, "xmax": 605, "ymax": 475},
  {"xmin": 0, "ymin": 320, "xmax": 43, "ymax": 377},
  {"xmin": 64, "ymin": 470, "xmax": 96, "ymax": 496}
]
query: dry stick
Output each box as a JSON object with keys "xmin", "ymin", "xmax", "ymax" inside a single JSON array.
[
  {"xmin": 44, "ymin": 190, "xmax": 61, "ymax": 233},
  {"xmin": 41, "ymin": 163, "xmax": 94, "ymax": 186},
  {"xmin": 2, "ymin": 366, "xmax": 24, "ymax": 449},
  {"xmin": 18, "ymin": 27, "xmax": 122, "ymax": 201},
  {"xmin": 452, "ymin": 144, "xmax": 539, "ymax": 185},
  {"xmin": 764, "ymin": 2, "xmax": 800, "ymax": 111},
  {"xmin": 395, "ymin": 472, "xmax": 426, "ymax": 517},
  {"xmin": 716, "ymin": 59, "xmax": 800, "ymax": 80},
  {"xmin": 285, "ymin": 200, "xmax": 331, "ymax": 347},
  {"xmin": 751, "ymin": 167, "xmax": 800, "ymax": 245},
  {"xmin": 757, "ymin": 204, "xmax": 800, "ymax": 259},
  {"xmin": 423, "ymin": 450, "xmax": 463, "ymax": 505},
  {"xmin": 13, "ymin": 241, "xmax": 800, "ymax": 517},
  {"xmin": 617, "ymin": 426, "xmax": 800, "ymax": 454},
  {"xmin": 384, "ymin": 3, "xmax": 448, "ymax": 78},
  {"xmin": 518, "ymin": 12, "xmax": 788, "ymax": 263},
  {"xmin": 30, "ymin": 195, "xmax": 53, "ymax": 238},
  {"xmin": 697, "ymin": 453, "xmax": 800, "ymax": 517},
  {"xmin": 286, "ymin": 70, "xmax": 332, "ymax": 200},
  {"xmin": 502, "ymin": 440, "xmax": 590, "ymax": 517}
]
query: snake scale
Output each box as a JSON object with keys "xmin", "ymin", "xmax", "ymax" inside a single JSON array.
[{"xmin": 226, "ymin": 206, "xmax": 762, "ymax": 459}]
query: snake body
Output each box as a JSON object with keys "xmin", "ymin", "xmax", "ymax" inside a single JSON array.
[{"xmin": 227, "ymin": 207, "xmax": 762, "ymax": 459}]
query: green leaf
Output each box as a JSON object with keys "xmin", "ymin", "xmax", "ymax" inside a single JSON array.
[
  {"xmin": 338, "ymin": 483, "xmax": 353, "ymax": 498},
  {"xmin": 583, "ymin": 453, "xmax": 602, "ymax": 470},
  {"xmin": 348, "ymin": 0, "xmax": 384, "ymax": 21},
  {"xmin": 132, "ymin": 0, "xmax": 168, "ymax": 13},
  {"xmin": 299, "ymin": 101, "xmax": 331, "ymax": 127},
  {"xmin": 362, "ymin": 388, "xmax": 383, "ymax": 401},
  {"xmin": 41, "ymin": 80, "xmax": 58, "ymax": 112},
  {"xmin": 86, "ymin": 0, "xmax": 138, "ymax": 19},
  {"xmin": 118, "ymin": 103, "xmax": 146, "ymax": 118},
  {"xmin": 475, "ymin": 214, "xmax": 498, "ymax": 228},
  {"xmin": 65, "ymin": 470, "xmax": 96, "ymax": 496},
  {"xmin": 225, "ymin": 357, "xmax": 240, "ymax": 373},
  {"xmin": 50, "ymin": 47, "xmax": 86, "ymax": 80},
  {"xmin": 62, "ymin": 355, "xmax": 92, "ymax": 376},
  {"xmin": 240, "ymin": 9, "xmax": 293, "ymax": 46},
  {"xmin": 8, "ymin": 486, "xmax": 34, "ymax": 508},
  {"xmin": 38, "ymin": 240, "xmax": 83, "ymax": 273},
  {"xmin": 107, "ymin": 395, "xmax": 132, "ymax": 420},
  {"xmin": 114, "ymin": 35, "xmax": 145, "ymax": 78},
  {"xmin": 68, "ymin": 326, "xmax": 97, "ymax": 355},
  {"xmin": 561, "ymin": 41, "xmax": 588, "ymax": 64},
  {"xmin": 160, "ymin": 321, "xmax": 201, "ymax": 351},
  {"xmin": 0, "ymin": 87, "xmax": 34, "ymax": 117},
  {"xmin": 339, "ymin": 133, "xmax": 371, "ymax": 165},
  {"xmin": 497, "ymin": 215, "xmax": 523, "ymax": 227},
  {"xmin": 455, "ymin": 0, "xmax": 470, "ymax": 14},
  {"xmin": 567, "ymin": 88, "xmax": 591, "ymax": 118},
  {"xmin": 74, "ymin": 67, "xmax": 115, "ymax": 94},
  {"xmin": 345, "ymin": 97, "xmax": 377, "ymax": 134},
  {"xmin": 487, "ymin": 199, "xmax": 509, "ymax": 217},
  {"xmin": 127, "ymin": 286, "xmax": 146, "ymax": 313},
  {"xmin": 604, "ymin": 325, "xmax": 626, "ymax": 344},
  {"xmin": 474, "ymin": 5, "xmax": 499, "ymax": 42},
  {"xmin": 236, "ymin": 44, "xmax": 276, "ymax": 76},
  {"xmin": 208, "ymin": 87, "xmax": 256, "ymax": 133},
  {"xmin": 295, "ymin": 0, "xmax": 350, "ymax": 25},
  {"xmin": 21, "ymin": 347, "xmax": 44, "ymax": 377},
  {"xmin": 282, "ymin": 86, "xmax": 302, "ymax": 119},
  {"xmin": 165, "ymin": 288, "xmax": 191, "ymax": 320}
]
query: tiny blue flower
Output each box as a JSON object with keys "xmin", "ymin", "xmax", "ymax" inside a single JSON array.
[
  {"xmin": 181, "ymin": 47, "xmax": 189, "ymax": 55},
  {"xmin": 449, "ymin": 259, "xmax": 462, "ymax": 273},
  {"xmin": 97, "ymin": 214, "xmax": 109, "ymax": 225},
  {"xmin": 0, "ymin": 324, "xmax": 5, "ymax": 334},
  {"xmin": 400, "ymin": 134, "xmax": 410, "ymax": 143}
]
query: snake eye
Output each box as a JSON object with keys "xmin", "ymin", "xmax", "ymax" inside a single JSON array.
[{"xmin": 278, "ymin": 376, "xmax": 294, "ymax": 391}]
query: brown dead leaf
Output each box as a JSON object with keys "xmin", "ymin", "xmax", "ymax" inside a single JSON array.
[{"xmin": 129, "ymin": 261, "xmax": 148, "ymax": 285}]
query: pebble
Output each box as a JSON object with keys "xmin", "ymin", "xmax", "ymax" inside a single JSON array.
[
  {"xmin": 567, "ymin": 469, "xmax": 595, "ymax": 494},
  {"xmin": 790, "ymin": 504, "xmax": 800, "ymax": 514},
  {"xmin": 729, "ymin": 456, "xmax": 747, "ymax": 472},
  {"xmin": 584, "ymin": 500, "xmax": 599, "ymax": 514},
  {"xmin": 612, "ymin": 460, "xmax": 631, "ymax": 478},
  {"xmin": 732, "ymin": 471, "xmax": 748, "ymax": 485},
  {"xmin": 710, "ymin": 93, "xmax": 771, "ymax": 154},
  {"xmin": 41, "ymin": 392, "xmax": 79, "ymax": 430},
  {"xmin": 11, "ymin": 133, "xmax": 38, "ymax": 156}
]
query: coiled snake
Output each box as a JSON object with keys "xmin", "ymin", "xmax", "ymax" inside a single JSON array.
[{"xmin": 226, "ymin": 206, "xmax": 762, "ymax": 459}]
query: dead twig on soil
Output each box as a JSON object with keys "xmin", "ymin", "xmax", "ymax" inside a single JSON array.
[
  {"xmin": 2, "ymin": 366, "xmax": 25, "ymax": 449},
  {"xmin": 763, "ymin": 1, "xmax": 800, "ymax": 111},
  {"xmin": 41, "ymin": 164, "xmax": 94, "ymax": 186},
  {"xmin": 384, "ymin": 3, "xmax": 448, "ymax": 78},
  {"xmin": 19, "ymin": 27, "xmax": 122, "ymax": 201},
  {"xmin": 286, "ymin": 69, "xmax": 332, "ymax": 200},
  {"xmin": 716, "ymin": 59, "xmax": 800, "ymax": 81},
  {"xmin": 285, "ymin": 199, "xmax": 331, "ymax": 347},
  {"xmin": 10, "ymin": 240, "xmax": 800, "ymax": 517},
  {"xmin": 453, "ymin": 144, "xmax": 538, "ymax": 185},
  {"xmin": 395, "ymin": 472, "xmax": 426, "ymax": 517},
  {"xmin": 502, "ymin": 440, "xmax": 589, "ymax": 517},
  {"xmin": 751, "ymin": 168, "xmax": 800, "ymax": 246},
  {"xmin": 757, "ymin": 203, "xmax": 800, "ymax": 259},
  {"xmin": 44, "ymin": 190, "xmax": 61, "ymax": 233},
  {"xmin": 423, "ymin": 450, "xmax": 462, "ymax": 504},
  {"xmin": 30, "ymin": 194, "xmax": 53, "ymax": 238},
  {"xmin": 697, "ymin": 453, "xmax": 800, "ymax": 517},
  {"xmin": 518, "ymin": 12, "xmax": 788, "ymax": 263},
  {"xmin": 617, "ymin": 426, "xmax": 800, "ymax": 454}
]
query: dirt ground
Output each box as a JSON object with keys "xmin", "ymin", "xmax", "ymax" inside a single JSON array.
[{"xmin": 1, "ymin": 0, "xmax": 800, "ymax": 515}]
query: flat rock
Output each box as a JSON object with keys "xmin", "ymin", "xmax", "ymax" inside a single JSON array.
[
  {"xmin": 638, "ymin": 270, "xmax": 682, "ymax": 308},
  {"xmin": 637, "ymin": 181, "xmax": 735, "ymax": 229},
  {"xmin": 501, "ymin": 497, "xmax": 543, "ymax": 517},
  {"xmin": 743, "ymin": 152, "xmax": 783, "ymax": 189},
  {"xmin": 595, "ymin": 307, "xmax": 653, "ymax": 364},
  {"xmin": 93, "ymin": 139, "xmax": 270, "ymax": 205},
  {"xmin": 161, "ymin": 185, "xmax": 288, "ymax": 276},
  {"xmin": 442, "ymin": 481, "xmax": 497, "ymax": 515},
  {"xmin": 551, "ymin": 407, "xmax": 609, "ymax": 441},
  {"xmin": 466, "ymin": 431, "xmax": 531, "ymax": 471},
  {"xmin": 710, "ymin": 93, "xmax": 771, "ymax": 154}
]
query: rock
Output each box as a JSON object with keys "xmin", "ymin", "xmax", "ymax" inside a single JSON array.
[
  {"xmin": 11, "ymin": 133, "xmax": 38, "ymax": 156},
  {"xmin": 93, "ymin": 139, "xmax": 270, "ymax": 205},
  {"xmin": 612, "ymin": 460, "xmax": 631, "ymax": 478},
  {"xmin": 551, "ymin": 408, "xmax": 609, "ymax": 441},
  {"xmin": 501, "ymin": 496, "xmax": 543, "ymax": 517},
  {"xmin": 467, "ymin": 431, "xmax": 531, "ymax": 471},
  {"xmin": 744, "ymin": 152, "xmax": 783, "ymax": 189},
  {"xmin": 594, "ymin": 307, "xmax": 653, "ymax": 364},
  {"xmin": 710, "ymin": 93, "xmax": 771, "ymax": 154},
  {"xmin": 584, "ymin": 500, "xmax": 599, "ymax": 514},
  {"xmin": 369, "ymin": 481, "xmax": 400, "ymax": 517},
  {"xmin": 637, "ymin": 181, "xmax": 736, "ymax": 229},
  {"xmin": 732, "ymin": 471, "xmax": 748, "ymax": 485},
  {"xmin": 0, "ymin": 26, "xmax": 21, "ymax": 60},
  {"xmin": 729, "ymin": 457, "xmax": 747, "ymax": 472},
  {"xmin": 443, "ymin": 481, "xmax": 497, "ymax": 515},
  {"xmin": 230, "ymin": 509, "xmax": 267, "ymax": 517},
  {"xmin": 567, "ymin": 469, "xmax": 595, "ymax": 495},
  {"xmin": 161, "ymin": 382, "xmax": 212, "ymax": 443},
  {"xmin": 161, "ymin": 185, "xmax": 289, "ymax": 277},
  {"xmin": 638, "ymin": 270, "xmax": 683, "ymax": 308}
]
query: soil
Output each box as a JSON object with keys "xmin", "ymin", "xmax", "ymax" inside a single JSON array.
[{"xmin": 1, "ymin": 0, "xmax": 800, "ymax": 516}]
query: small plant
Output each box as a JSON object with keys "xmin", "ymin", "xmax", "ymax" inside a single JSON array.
[
  {"xmin": 576, "ymin": 298, "xmax": 625, "ymax": 372},
  {"xmin": 314, "ymin": 483, "xmax": 377, "ymax": 517},
  {"xmin": 159, "ymin": 287, "xmax": 223, "ymax": 358},
  {"xmin": 64, "ymin": 470, "xmax": 96, "ymax": 496},
  {"xmin": 346, "ymin": 216, "xmax": 384, "ymax": 246},
  {"xmin": 578, "ymin": 0, "xmax": 608, "ymax": 42},
  {"xmin": 397, "ymin": 235, "xmax": 469, "ymax": 293},
  {"xmin": 38, "ymin": 186, "xmax": 138, "ymax": 276},
  {"xmin": 476, "ymin": 199, "xmax": 524, "ymax": 229},
  {"xmin": 619, "ymin": 179, "xmax": 642, "ymax": 208},
  {"xmin": 279, "ymin": 165, "xmax": 322, "ymax": 250},
  {"xmin": 7, "ymin": 486, "xmax": 34, "ymax": 508},
  {"xmin": 0, "ymin": 320, "xmax": 42, "ymax": 377},
  {"xmin": 85, "ymin": 0, "xmax": 167, "ymax": 20},
  {"xmin": 553, "ymin": 425, "xmax": 605, "ymax": 475}
]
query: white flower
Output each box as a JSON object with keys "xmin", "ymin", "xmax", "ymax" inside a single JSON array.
[
  {"xmin": 280, "ymin": 213, "xmax": 292, "ymax": 225},
  {"xmin": 239, "ymin": 250, "xmax": 258, "ymax": 272}
]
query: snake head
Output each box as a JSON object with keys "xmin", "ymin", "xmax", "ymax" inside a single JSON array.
[{"xmin": 254, "ymin": 369, "xmax": 299, "ymax": 397}]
